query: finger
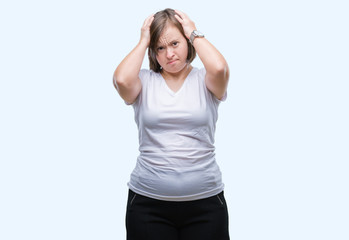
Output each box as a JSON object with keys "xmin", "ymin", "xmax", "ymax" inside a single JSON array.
[
  {"xmin": 146, "ymin": 15, "xmax": 154, "ymax": 26},
  {"xmin": 143, "ymin": 14, "xmax": 154, "ymax": 27},
  {"xmin": 146, "ymin": 14, "xmax": 154, "ymax": 23},
  {"xmin": 175, "ymin": 9, "xmax": 187, "ymax": 19},
  {"xmin": 174, "ymin": 14, "xmax": 183, "ymax": 23}
]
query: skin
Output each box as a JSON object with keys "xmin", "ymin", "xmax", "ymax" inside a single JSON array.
[
  {"xmin": 156, "ymin": 23, "xmax": 192, "ymax": 92},
  {"xmin": 113, "ymin": 10, "xmax": 229, "ymax": 103},
  {"xmin": 174, "ymin": 10, "xmax": 229, "ymax": 100},
  {"xmin": 113, "ymin": 14, "xmax": 154, "ymax": 104}
]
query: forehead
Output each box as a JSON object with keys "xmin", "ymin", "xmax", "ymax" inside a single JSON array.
[{"xmin": 158, "ymin": 24, "xmax": 183, "ymax": 45}]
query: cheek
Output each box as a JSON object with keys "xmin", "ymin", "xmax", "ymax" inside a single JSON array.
[
  {"xmin": 155, "ymin": 55, "xmax": 162, "ymax": 64},
  {"xmin": 180, "ymin": 43, "xmax": 189, "ymax": 57},
  {"xmin": 181, "ymin": 47, "xmax": 189, "ymax": 59}
]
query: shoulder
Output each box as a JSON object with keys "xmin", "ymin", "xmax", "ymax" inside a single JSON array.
[
  {"xmin": 186, "ymin": 67, "xmax": 207, "ymax": 87},
  {"xmin": 139, "ymin": 69, "xmax": 161, "ymax": 84},
  {"xmin": 186, "ymin": 67, "xmax": 206, "ymax": 86},
  {"xmin": 191, "ymin": 67, "xmax": 227, "ymax": 103},
  {"xmin": 139, "ymin": 69, "xmax": 151, "ymax": 81},
  {"xmin": 189, "ymin": 67, "xmax": 206, "ymax": 78}
]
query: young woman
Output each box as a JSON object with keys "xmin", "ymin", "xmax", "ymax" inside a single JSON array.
[{"xmin": 113, "ymin": 8, "xmax": 230, "ymax": 240}]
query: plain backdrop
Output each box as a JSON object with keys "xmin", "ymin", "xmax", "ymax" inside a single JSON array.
[{"xmin": 0, "ymin": 0, "xmax": 348, "ymax": 239}]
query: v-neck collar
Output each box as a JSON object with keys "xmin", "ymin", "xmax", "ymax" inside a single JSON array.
[{"xmin": 160, "ymin": 67, "xmax": 195, "ymax": 97}]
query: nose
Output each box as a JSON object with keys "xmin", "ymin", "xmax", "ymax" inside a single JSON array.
[{"xmin": 166, "ymin": 48, "xmax": 175, "ymax": 59}]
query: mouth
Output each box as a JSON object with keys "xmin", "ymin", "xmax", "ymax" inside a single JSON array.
[{"xmin": 167, "ymin": 59, "xmax": 178, "ymax": 65}]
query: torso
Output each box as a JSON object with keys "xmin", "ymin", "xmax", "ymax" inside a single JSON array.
[{"xmin": 128, "ymin": 67, "xmax": 225, "ymax": 201}]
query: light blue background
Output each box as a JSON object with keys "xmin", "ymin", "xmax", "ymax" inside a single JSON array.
[{"xmin": 1, "ymin": 0, "xmax": 348, "ymax": 239}]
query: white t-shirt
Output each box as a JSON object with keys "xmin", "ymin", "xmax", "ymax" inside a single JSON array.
[{"xmin": 127, "ymin": 67, "xmax": 226, "ymax": 201}]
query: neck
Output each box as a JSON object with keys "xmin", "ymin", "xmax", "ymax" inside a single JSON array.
[{"xmin": 161, "ymin": 64, "xmax": 193, "ymax": 81}]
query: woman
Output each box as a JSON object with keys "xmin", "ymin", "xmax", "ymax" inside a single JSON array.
[{"xmin": 113, "ymin": 8, "xmax": 230, "ymax": 240}]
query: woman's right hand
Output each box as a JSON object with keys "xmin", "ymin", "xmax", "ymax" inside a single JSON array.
[{"xmin": 140, "ymin": 14, "xmax": 154, "ymax": 46}]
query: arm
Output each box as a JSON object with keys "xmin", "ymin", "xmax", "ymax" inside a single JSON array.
[
  {"xmin": 175, "ymin": 10, "xmax": 229, "ymax": 100},
  {"xmin": 113, "ymin": 14, "xmax": 154, "ymax": 104}
]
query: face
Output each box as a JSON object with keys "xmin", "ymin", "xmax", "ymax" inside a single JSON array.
[{"xmin": 156, "ymin": 23, "xmax": 189, "ymax": 74}]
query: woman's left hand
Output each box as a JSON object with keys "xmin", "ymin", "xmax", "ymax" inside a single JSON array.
[{"xmin": 174, "ymin": 10, "xmax": 197, "ymax": 39}]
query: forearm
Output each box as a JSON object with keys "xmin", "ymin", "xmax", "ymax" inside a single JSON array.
[
  {"xmin": 193, "ymin": 36, "xmax": 229, "ymax": 99},
  {"xmin": 193, "ymin": 38, "xmax": 228, "ymax": 76},
  {"xmin": 113, "ymin": 40, "xmax": 148, "ymax": 87},
  {"xmin": 174, "ymin": 9, "xmax": 229, "ymax": 99}
]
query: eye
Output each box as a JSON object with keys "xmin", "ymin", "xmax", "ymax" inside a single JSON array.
[
  {"xmin": 172, "ymin": 41, "xmax": 178, "ymax": 46},
  {"xmin": 157, "ymin": 46, "xmax": 164, "ymax": 51}
]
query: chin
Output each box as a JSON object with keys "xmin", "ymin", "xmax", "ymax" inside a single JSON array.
[{"xmin": 164, "ymin": 63, "xmax": 187, "ymax": 73}]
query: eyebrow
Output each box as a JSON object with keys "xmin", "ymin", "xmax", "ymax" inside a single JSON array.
[{"xmin": 157, "ymin": 39, "xmax": 180, "ymax": 47}]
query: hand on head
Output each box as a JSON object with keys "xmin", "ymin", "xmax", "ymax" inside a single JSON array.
[
  {"xmin": 140, "ymin": 14, "xmax": 155, "ymax": 46},
  {"xmin": 141, "ymin": 9, "xmax": 196, "ymax": 47},
  {"xmin": 174, "ymin": 10, "xmax": 197, "ymax": 39}
]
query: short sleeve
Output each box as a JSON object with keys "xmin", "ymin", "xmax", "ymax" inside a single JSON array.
[
  {"xmin": 123, "ymin": 69, "xmax": 150, "ymax": 106},
  {"xmin": 198, "ymin": 68, "xmax": 228, "ymax": 105}
]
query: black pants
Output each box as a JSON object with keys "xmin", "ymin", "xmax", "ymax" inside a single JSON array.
[{"xmin": 126, "ymin": 190, "xmax": 230, "ymax": 240}]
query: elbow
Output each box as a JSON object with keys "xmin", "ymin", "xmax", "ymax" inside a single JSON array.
[
  {"xmin": 113, "ymin": 68, "xmax": 138, "ymax": 89},
  {"xmin": 113, "ymin": 71, "xmax": 119, "ymax": 89},
  {"xmin": 113, "ymin": 73, "xmax": 121, "ymax": 91},
  {"xmin": 113, "ymin": 70, "xmax": 122, "ymax": 85},
  {"xmin": 113, "ymin": 72, "xmax": 129, "ymax": 90},
  {"xmin": 207, "ymin": 56, "xmax": 227, "ymax": 73},
  {"xmin": 214, "ymin": 62, "xmax": 229, "ymax": 82},
  {"xmin": 113, "ymin": 75, "xmax": 122, "ymax": 89},
  {"xmin": 216, "ymin": 61, "xmax": 228, "ymax": 73}
]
